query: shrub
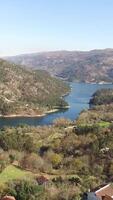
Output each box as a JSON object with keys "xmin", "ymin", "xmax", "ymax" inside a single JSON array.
[
  {"xmin": 46, "ymin": 151, "xmax": 63, "ymax": 169},
  {"xmin": 4, "ymin": 179, "xmax": 44, "ymax": 200},
  {"xmin": 20, "ymin": 153, "xmax": 44, "ymax": 172},
  {"xmin": 53, "ymin": 118, "xmax": 71, "ymax": 127}
]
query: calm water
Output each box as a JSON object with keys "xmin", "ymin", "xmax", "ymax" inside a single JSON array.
[{"xmin": 0, "ymin": 82, "xmax": 113, "ymax": 128}]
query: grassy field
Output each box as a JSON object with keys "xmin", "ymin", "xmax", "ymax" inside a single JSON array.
[
  {"xmin": 97, "ymin": 121, "xmax": 110, "ymax": 128},
  {"xmin": 0, "ymin": 165, "xmax": 33, "ymax": 185},
  {"xmin": 78, "ymin": 121, "xmax": 111, "ymax": 128}
]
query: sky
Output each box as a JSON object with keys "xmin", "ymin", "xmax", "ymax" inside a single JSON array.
[{"xmin": 0, "ymin": 0, "xmax": 113, "ymax": 56}]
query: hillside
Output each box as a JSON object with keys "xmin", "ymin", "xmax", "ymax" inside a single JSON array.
[
  {"xmin": 1, "ymin": 92, "xmax": 113, "ymax": 199},
  {"xmin": 6, "ymin": 49, "xmax": 113, "ymax": 83},
  {"xmin": 90, "ymin": 89, "xmax": 113, "ymax": 105},
  {"xmin": 0, "ymin": 59, "xmax": 69, "ymax": 116}
]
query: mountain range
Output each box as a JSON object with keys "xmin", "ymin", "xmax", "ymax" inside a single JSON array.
[{"xmin": 6, "ymin": 49, "xmax": 113, "ymax": 83}]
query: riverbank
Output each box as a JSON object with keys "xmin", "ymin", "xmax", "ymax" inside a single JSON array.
[
  {"xmin": 0, "ymin": 106, "xmax": 70, "ymax": 118},
  {"xmin": 0, "ymin": 87, "xmax": 70, "ymax": 119},
  {"xmin": 0, "ymin": 114, "xmax": 46, "ymax": 118}
]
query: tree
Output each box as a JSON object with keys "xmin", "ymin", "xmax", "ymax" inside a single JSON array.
[{"xmin": 46, "ymin": 151, "xmax": 63, "ymax": 168}]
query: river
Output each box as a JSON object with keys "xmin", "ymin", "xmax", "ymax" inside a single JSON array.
[{"xmin": 0, "ymin": 82, "xmax": 113, "ymax": 128}]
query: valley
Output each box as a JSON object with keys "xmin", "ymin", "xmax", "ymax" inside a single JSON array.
[
  {"xmin": 1, "ymin": 0, "xmax": 113, "ymax": 199},
  {"xmin": 1, "ymin": 57, "xmax": 113, "ymax": 200},
  {"xmin": 0, "ymin": 82, "xmax": 113, "ymax": 127},
  {"xmin": 1, "ymin": 88, "xmax": 113, "ymax": 199}
]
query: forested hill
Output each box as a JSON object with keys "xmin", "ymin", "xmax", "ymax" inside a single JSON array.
[
  {"xmin": 0, "ymin": 59, "xmax": 69, "ymax": 116},
  {"xmin": 90, "ymin": 88, "xmax": 113, "ymax": 105},
  {"xmin": 6, "ymin": 49, "xmax": 113, "ymax": 83}
]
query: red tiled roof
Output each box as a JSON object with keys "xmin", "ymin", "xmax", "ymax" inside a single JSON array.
[{"xmin": 95, "ymin": 184, "xmax": 113, "ymax": 199}]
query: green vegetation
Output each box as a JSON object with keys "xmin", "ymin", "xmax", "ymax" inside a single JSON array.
[
  {"xmin": 0, "ymin": 115, "xmax": 113, "ymax": 199},
  {"xmin": 1, "ymin": 89, "xmax": 113, "ymax": 199},
  {"xmin": 0, "ymin": 59, "xmax": 69, "ymax": 116},
  {"xmin": 0, "ymin": 165, "xmax": 32, "ymax": 185},
  {"xmin": 4, "ymin": 179, "xmax": 44, "ymax": 200},
  {"xmin": 98, "ymin": 121, "xmax": 110, "ymax": 128},
  {"xmin": 90, "ymin": 88, "xmax": 113, "ymax": 105}
]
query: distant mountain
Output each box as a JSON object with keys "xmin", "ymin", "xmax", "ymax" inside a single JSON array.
[
  {"xmin": 6, "ymin": 49, "xmax": 113, "ymax": 83},
  {"xmin": 0, "ymin": 59, "xmax": 69, "ymax": 116}
]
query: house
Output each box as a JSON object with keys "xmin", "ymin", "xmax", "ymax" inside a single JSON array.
[
  {"xmin": 95, "ymin": 184, "xmax": 113, "ymax": 200},
  {"xmin": 82, "ymin": 184, "xmax": 113, "ymax": 200}
]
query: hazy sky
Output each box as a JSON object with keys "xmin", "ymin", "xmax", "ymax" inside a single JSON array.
[{"xmin": 0, "ymin": 0, "xmax": 113, "ymax": 56}]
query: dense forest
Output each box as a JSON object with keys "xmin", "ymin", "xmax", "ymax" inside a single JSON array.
[{"xmin": 1, "ymin": 89, "xmax": 113, "ymax": 199}]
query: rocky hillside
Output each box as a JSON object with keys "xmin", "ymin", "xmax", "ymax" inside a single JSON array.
[
  {"xmin": 0, "ymin": 59, "xmax": 69, "ymax": 116},
  {"xmin": 6, "ymin": 49, "xmax": 113, "ymax": 83}
]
